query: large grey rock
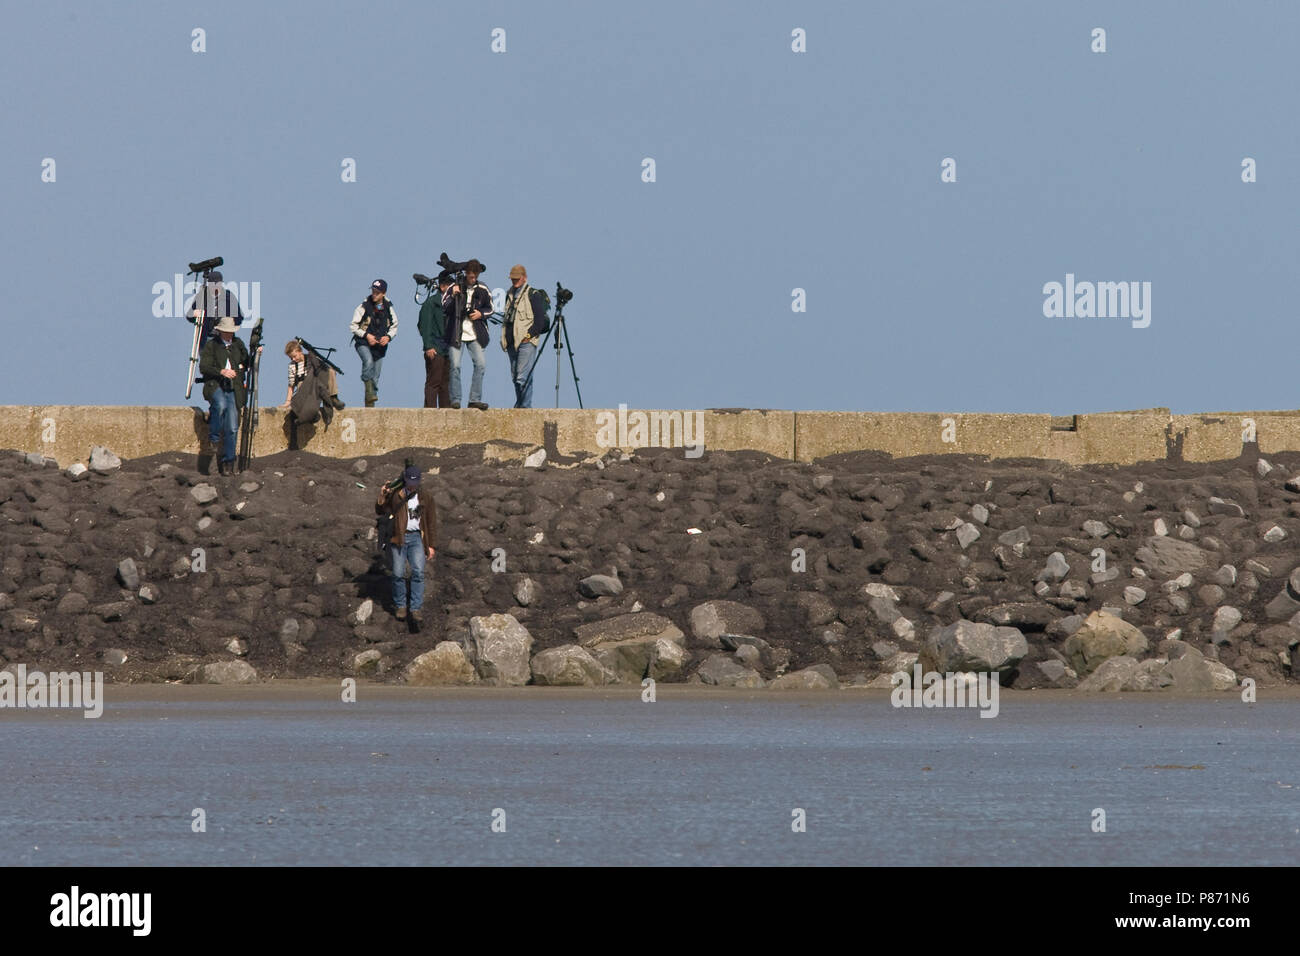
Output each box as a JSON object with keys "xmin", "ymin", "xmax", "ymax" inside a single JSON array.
[
  {"xmin": 530, "ymin": 645, "xmax": 611, "ymax": 686},
  {"xmin": 190, "ymin": 483, "xmax": 219, "ymax": 505},
  {"xmin": 1078, "ymin": 656, "xmax": 1145, "ymax": 692},
  {"xmin": 769, "ymin": 665, "xmax": 839, "ymax": 691},
  {"xmin": 574, "ymin": 612, "xmax": 685, "ymax": 683},
  {"xmin": 1062, "ymin": 611, "xmax": 1149, "ymax": 675},
  {"xmin": 579, "ymin": 574, "xmax": 623, "ymax": 598},
  {"xmin": 512, "ymin": 576, "xmax": 539, "ymax": 607},
  {"xmin": 195, "ymin": 660, "xmax": 258, "ymax": 684},
  {"xmin": 1041, "ymin": 552, "xmax": 1070, "ymax": 581},
  {"xmin": 1033, "ymin": 659, "xmax": 1078, "ymax": 688},
  {"xmin": 794, "ymin": 591, "xmax": 837, "ymax": 626},
  {"xmin": 55, "ymin": 591, "xmax": 89, "ymax": 615},
  {"xmin": 649, "ymin": 638, "xmax": 690, "ymax": 681},
  {"xmin": 920, "ymin": 620, "xmax": 1028, "ymax": 674},
  {"xmin": 1208, "ymin": 497, "xmax": 1245, "ymax": 517},
  {"xmin": 348, "ymin": 599, "xmax": 374, "ymax": 626},
  {"xmin": 406, "ymin": 642, "xmax": 478, "ymax": 685},
  {"xmin": 689, "ymin": 600, "xmax": 764, "ymax": 645},
  {"xmin": 1211, "ymin": 606, "xmax": 1243, "ymax": 637},
  {"xmin": 116, "ymin": 558, "xmax": 140, "ymax": 590},
  {"xmin": 696, "ymin": 654, "xmax": 765, "ymax": 688},
  {"xmin": 998, "ymin": 526, "xmax": 1031, "ymax": 547},
  {"xmin": 1135, "ymin": 536, "xmax": 1210, "ymax": 576},
  {"xmin": 1265, "ymin": 568, "xmax": 1300, "ymax": 620},
  {"xmin": 89, "ymin": 446, "xmax": 121, "ymax": 473},
  {"xmin": 469, "ymin": 614, "xmax": 535, "ymax": 685}
]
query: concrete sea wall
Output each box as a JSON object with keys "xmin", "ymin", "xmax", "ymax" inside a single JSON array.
[{"xmin": 1, "ymin": 405, "xmax": 1295, "ymax": 465}]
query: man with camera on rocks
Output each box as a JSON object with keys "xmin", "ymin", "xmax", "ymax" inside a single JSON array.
[
  {"xmin": 350, "ymin": 279, "xmax": 398, "ymax": 408},
  {"xmin": 444, "ymin": 259, "xmax": 492, "ymax": 410},
  {"xmin": 500, "ymin": 264, "xmax": 551, "ymax": 409},
  {"xmin": 376, "ymin": 462, "xmax": 437, "ymax": 624}
]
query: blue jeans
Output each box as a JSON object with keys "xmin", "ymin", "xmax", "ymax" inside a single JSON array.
[
  {"xmin": 208, "ymin": 388, "xmax": 239, "ymax": 463},
  {"xmin": 508, "ymin": 341, "xmax": 539, "ymax": 408},
  {"xmin": 355, "ymin": 341, "xmax": 384, "ymax": 386},
  {"xmin": 391, "ymin": 530, "xmax": 428, "ymax": 611},
  {"xmin": 449, "ymin": 339, "xmax": 486, "ymax": 405}
]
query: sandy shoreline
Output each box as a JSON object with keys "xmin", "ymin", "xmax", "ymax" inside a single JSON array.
[{"xmin": 31, "ymin": 678, "xmax": 1293, "ymax": 705}]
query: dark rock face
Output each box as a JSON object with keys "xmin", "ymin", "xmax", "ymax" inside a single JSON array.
[{"xmin": 0, "ymin": 444, "xmax": 1295, "ymax": 687}]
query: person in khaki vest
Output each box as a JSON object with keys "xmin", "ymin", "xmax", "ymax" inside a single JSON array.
[
  {"xmin": 375, "ymin": 463, "xmax": 437, "ymax": 623},
  {"xmin": 500, "ymin": 264, "xmax": 551, "ymax": 408}
]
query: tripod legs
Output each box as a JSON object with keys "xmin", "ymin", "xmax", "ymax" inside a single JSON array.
[{"xmin": 519, "ymin": 311, "xmax": 582, "ymax": 409}]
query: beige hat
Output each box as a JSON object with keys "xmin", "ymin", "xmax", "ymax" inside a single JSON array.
[
  {"xmin": 509, "ymin": 264, "xmax": 526, "ymax": 279},
  {"xmin": 214, "ymin": 316, "xmax": 239, "ymax": 334}
]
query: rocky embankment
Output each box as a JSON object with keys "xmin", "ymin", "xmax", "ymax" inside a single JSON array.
[{"xmin": 3, "ymin": 442, "xmax": 1298, "ymax": 692}]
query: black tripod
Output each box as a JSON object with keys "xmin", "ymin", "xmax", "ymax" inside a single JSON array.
[{"xmin": 520, "ymin": 284, "xmax": 582, "ymax": 409}]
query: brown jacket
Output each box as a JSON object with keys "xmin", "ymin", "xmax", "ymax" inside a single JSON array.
[{"xmin": 376, "ymin": 483, "xmax": 437, "ymax": 552}]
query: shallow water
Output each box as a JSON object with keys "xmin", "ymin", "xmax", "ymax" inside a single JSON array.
[{"xmin": 2, "ymin": 691, "xmax": 1297, "ymax": 865}]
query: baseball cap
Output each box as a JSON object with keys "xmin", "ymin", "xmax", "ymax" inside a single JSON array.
[
  {"xmin": 403, "ymin": 464, "xmax": 421, "ymax": 489},
  {"xmin": 371, "ymin": 279, "xmax": 388, "ymax": 293}
]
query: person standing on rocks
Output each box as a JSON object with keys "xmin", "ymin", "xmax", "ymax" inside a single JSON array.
[
  {"xmin": 445, "ymin": 260, "xmax": 492, "ymax": 410},
  {"xmin": 199, "ymin": 315, "xmax": 259, "ymax": 476},
  {"xmin": 500, "ymin": 264, "xmax": 550, "ymax": 409},
  {"xmin": 418, "ymin": 272, "xmax": 454, "ymax": 408},
  {"xmin": 376, "ymin": 462, "xmax": 437, "ymax": 623},
  {"xmin": 350, "ymin": 279, "xmax": 398, "ymax": 407}
]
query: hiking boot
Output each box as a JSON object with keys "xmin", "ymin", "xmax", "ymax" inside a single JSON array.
[
  {"xmin": 329, "ymin": 394, "xmax": 346, "ymax": 410},
  {"xmin": 364, "ymin": 381, "xmax": 377, "ymax": 407},
  {"xmin": 468, "ymin": 401, "xmax": 488, "ymax": 410},
  {"xmin": 217, "ymin": 459, "xmax": 229, "ymax": 476},
  {"xmin": 410, "ymin": 609, "xmax": 423, "ymax": 624},
  {"xmin": 395, "ymin": 607, "xmax": 407, "ymax": 621}
]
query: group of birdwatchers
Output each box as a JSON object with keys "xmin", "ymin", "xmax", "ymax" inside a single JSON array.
[
  {"xmin": 184, "ymin": 261, "xmax": 552, "ymax": 470},
  {"xmin": 183, "ymin": 262, "xmax": 550, "ymax": 620},
  {"xmin": 353, "ymin": 261, "xmax": 552, "ymax": 412}
]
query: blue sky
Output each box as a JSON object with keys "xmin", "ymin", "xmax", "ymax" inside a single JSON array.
[{"xmin": 2, "ymin": 0, "xmax": 1296, "ymax": 413}]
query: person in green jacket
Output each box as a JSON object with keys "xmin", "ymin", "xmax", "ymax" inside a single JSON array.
[
  {"xmin": 419, "ymin": 271, "xmax": 454, "ymax": 408},
  {"xmin": 199, "ymin": 315, "xmax": 259, "ymax": 475}
]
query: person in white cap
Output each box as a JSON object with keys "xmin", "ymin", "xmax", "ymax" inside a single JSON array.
[{"xmin": 349, "ymin": 279, "xmax": 398, "ymax": 407}]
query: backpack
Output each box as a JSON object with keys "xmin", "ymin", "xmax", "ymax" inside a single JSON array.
[{"xmin": 530, "ymin": 287, "xmax": 552, "ymax": 335}]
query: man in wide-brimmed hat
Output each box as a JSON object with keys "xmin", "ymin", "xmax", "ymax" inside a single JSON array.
[{"xmin": 199, "ymin": 315, "xmax": 259, "ymax": 475}]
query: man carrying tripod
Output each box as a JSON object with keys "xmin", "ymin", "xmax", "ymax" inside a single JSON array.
[
  {"xmin": 500, "ymin": 264, "xmax": 551, "ymax": 409},
  {"xmin": 185, "ymin": 270, "xmax": 243, "ymax": 349},
  {"xmin": 199, "ymin": 316, "xmax": 260, "ymax": 476}
]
